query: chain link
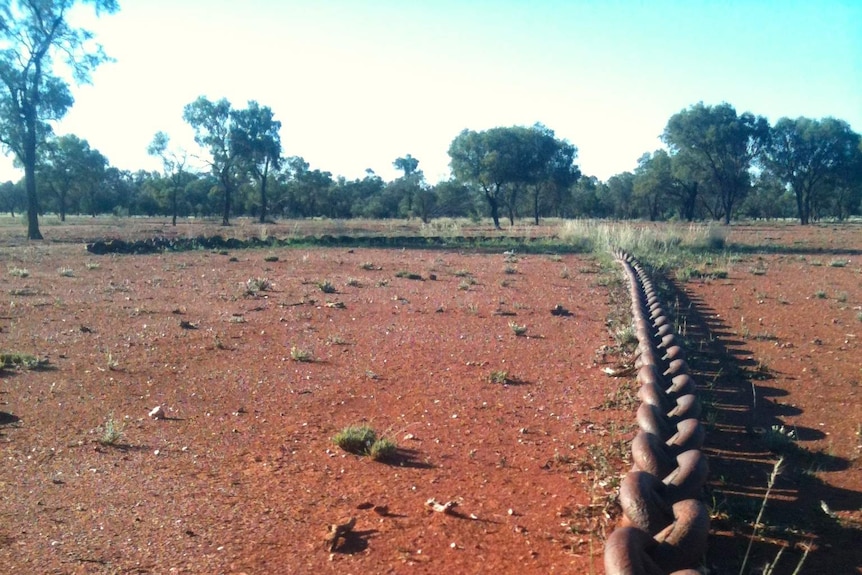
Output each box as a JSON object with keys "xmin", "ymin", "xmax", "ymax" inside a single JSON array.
[{"xmin": 604, "ymin": 250, "xmax": 709, "ymax": 575}]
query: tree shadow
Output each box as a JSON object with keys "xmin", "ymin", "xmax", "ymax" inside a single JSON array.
[{"xmin": 658, "ymin": 274, "xmax": 862, "ymax": 574}]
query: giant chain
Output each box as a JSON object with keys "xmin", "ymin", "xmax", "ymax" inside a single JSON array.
[{"xmin": 603, "ymin": 250, "xmax": 709, "ymax": 575}]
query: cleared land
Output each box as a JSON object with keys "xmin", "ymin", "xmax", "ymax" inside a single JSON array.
[{"xmin": 0, "ymin": 218, "xmax": 859, "ymax": 574}]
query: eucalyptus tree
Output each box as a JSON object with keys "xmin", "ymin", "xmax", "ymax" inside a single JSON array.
[
  {"xmin": 449, "ymin": 124, "xmax": 579, "ymax": 227},
  {"xmin": 147, "ymin": 131, "xmax": 189, "ymax": 225},
  {"xmin": 39, "ymin": 134, "xmax": 106, "ymax": 220},
  {"xmin": 763, "ymin": 116, "xmax": 862, "ymax": 224},
  {"xmin": 663, "ymin": 102, "xmax": 769, "ymax": 224},
  {"xmin": 183, "ymin": 97, "xmax": 239, "ymax": 225},
  {"xmin": 633, "ymin": 150, "xmax": 673, "ymax": 221},
  {"xmin": 0, "ymin": 0, "xmax": 118, "ymax": 239},
  {"xmin": 231, "ymin": 101, "xmax": 281, "ymax": 222}
]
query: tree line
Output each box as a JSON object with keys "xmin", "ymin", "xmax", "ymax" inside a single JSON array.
[{"xmin": 1, "ymin": 2, "xmax": 860, "ymax": 239}]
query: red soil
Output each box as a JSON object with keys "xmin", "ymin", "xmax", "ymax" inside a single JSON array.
[{"xmin": 0, "ymin": 219, "xmax": 859, "ymax": 574}]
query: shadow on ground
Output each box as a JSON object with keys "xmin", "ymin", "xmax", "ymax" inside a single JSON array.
[{"xmin": 658, "ymin": 274, "xmax": 861, "ymax": 575}]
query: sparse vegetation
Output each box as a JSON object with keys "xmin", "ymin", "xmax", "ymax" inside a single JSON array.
[
  {"xmin": 245, "ymin": 277, "xmax": 271, "ymax": 294},
  {"xmin": 8, "ymin": 267, "xmax": 29, "ymax": 277},
  {"xmin": 98, "ymin": 414, "xmax": 124, "ymax": 446},
  {"xmin": 290, "ymin": 346, "xmax": 313, "ymax": 362},
  {"xmin": 488, "ymin": 370, "xmax": 509, "ymax": 384},
  {"xmin": 369, "ymin": 437, "xmax": 397, "ymax": 461},
  {"xmin": 333, "ymin": 425, "xmax": 397, "ymax": 461},
  {"xmin": 0, "ymin": 352, "xmax": 43, "ymax": 370},
  {"xmin": 318, "ymin": 280, "xmax": 336, "ymax": 293},
  {"xmin": 508, "ymin": 320, "xmax": 527, "ymax": 336}
]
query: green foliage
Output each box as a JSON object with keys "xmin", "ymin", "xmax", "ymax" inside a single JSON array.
[
  {"xmin": 663, "ymin": 102, "xmax": 770, "ymax": 224},
  {"xmin": 99, "ymin": 414, "xmax": 124, "ymax": 446},
  {"xmin": 0, "ymin": 0, "xmax": 118, "ymax": 239},
  {"xmin": 7, "ymin": 267, "xmax": 29, "ymax": 277},
  {"xmin": 508, "ymin": 321, "xmax": 527, "ymax": 336},
  {"xmin": 332, "ymin": 425, "xmax": 396, "ymax": 462},
  {"xmin": 488, "ymin": 370, "xmax": 510, "ymax": 384},
  {"xmin": 448, "ymin": 124, "xmax": 580, "ymax": 227},
  {"xmin": 369, "ymin": 438, "xmax": 397, "ymax": 461},
  {"xmin": 317, "ymin": 280, "xmax": 336, "ymax": 293},
  {"xmin": 763, "ymin": 117, "xmax": 862, "ymax": 224},
  {"xmin": 245, "ymin": 277, "xmax": 271, "ymax": 294},
  {"xmin": 333, "ymin": 425, "xmax": 377, "ymax": 454},
  {"xmin": 0, "ymin": 352, "xmax": 43, "ymax": 370},
  {"xmin": 289, "ymin": 346, "xmax": 313, "ymax": 362}
]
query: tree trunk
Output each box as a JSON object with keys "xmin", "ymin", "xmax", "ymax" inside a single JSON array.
[
  {"xmin": 221, "ymin": 184, "xmax": 231, "ymax": 226},
  {"xmin": 259, "ymin": 175, "xmax": 268, "ymax": 223},
  {"xmin": 171, "ymin": 187, "xmax": 177, "ymax": 226},
  {"xmin": 533, "ymin": 189, "xmax": 540, "ymax": 225},
  {"xmin": 23, "ymin": 124, "xmax": 42, "ymax": 239}
]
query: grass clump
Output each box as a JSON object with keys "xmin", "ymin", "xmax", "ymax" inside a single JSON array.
[
  {"xmin": 99, "ymin": 414, "xmax": 124, "ymax": 446},
  {"xmin": 369, "ymin": 437, "xmax": 397, "ymax": 461},
  {"xmin": 333, "ymin": 425, "xmax": 397, "ymax": 461},
  {"xmin": 488, "ymin": 369, "xmax": 510, "ymax": 384},
  {"xmin": 0, "ymin": 352, "xmax": 44, "ymax": 370},
  {"xmin": 318, "ymin": 280, "xmax": 337, "ymax": 293},
  {"xmin": 8, "ymin": 267, "xmax": 29, "ymax": 278},
  {"xmin": 289, "ymin": 346, "xmax": 314, "ymax": 362},
  {"xmin": 508, "ymin": 321, "xmax": 527, "ymax": 336},
  {"xmin": 245, "ymin": 277, "xmax": 271, "ymax": 294}
]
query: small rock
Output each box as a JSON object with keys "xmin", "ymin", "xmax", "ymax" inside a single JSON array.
[{"xmin": 149, "ymin": 406, "xmax": 166, "ymax": 419}]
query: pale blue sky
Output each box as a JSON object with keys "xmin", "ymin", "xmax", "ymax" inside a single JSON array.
[{"xmin": 3, "ymin": 0, "xmax": 860, "ymax": 183}]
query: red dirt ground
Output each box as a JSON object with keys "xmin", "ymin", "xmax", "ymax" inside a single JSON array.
[{"xmin": 1, "ymin": 219, "xmax": 860, "ymax": 574}]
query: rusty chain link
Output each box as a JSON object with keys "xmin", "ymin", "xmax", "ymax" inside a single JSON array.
[{"xmin": 603, "ymin": 250, "xmax": 709, "ymax": 575}]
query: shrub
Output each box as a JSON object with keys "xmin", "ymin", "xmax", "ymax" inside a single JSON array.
[
  {"xmin": 290, "ymin": 346, "xmax": 313, "ymax": 362},
  {"xmin": 246, "ymin": 277, "xmax": 271, "ymax": 294},
  {"xmin": 333, "ymin": 425, "xmax": 377, "ymax": 455},
  {"xmin": 99, "ymin": 414, "xmax": 124, "ymax": 446},
  {"xmin": 508, "ymin": 321, "xmax": 527, "ymax": 336},
  {"xmin": 369, "ymin": 438, "xmax": 397, "ymax": 461}
]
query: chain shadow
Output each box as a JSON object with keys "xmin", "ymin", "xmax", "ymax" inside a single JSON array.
[{"xmin": 659, "ymin": 275, "xmax": 861, "ymax": 575}]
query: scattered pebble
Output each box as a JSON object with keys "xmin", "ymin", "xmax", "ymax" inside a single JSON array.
[{"xmin": 149, "ymin": 406, "xmax": 165, "ymax": 419}]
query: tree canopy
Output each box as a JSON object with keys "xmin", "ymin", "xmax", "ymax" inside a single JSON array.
[
  {"xmin": 0, "ymin": 0, "xmax": 118, "ymax": 239},
  {"xmin": 663, "ymin": 102, "xmax": 770, "ymax": 224},
  {"xmin": 763, "ymin": 117, "xmax": 862, "ymax": 224},
  {"xmin": 448, "ymin": 124, "xmax": 579, "ymax": 228}
]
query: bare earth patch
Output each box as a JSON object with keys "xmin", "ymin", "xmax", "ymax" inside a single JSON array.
[{"xmin": 0, "ymin": 219, "xmax": 860, "ymax": 574}]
